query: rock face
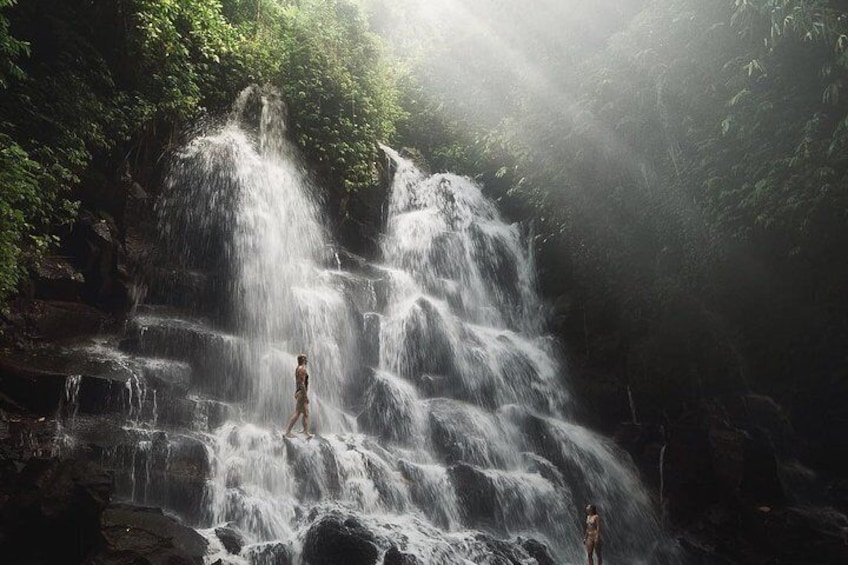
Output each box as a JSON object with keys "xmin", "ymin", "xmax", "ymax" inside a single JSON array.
[
  {"xmin": 459, "ymin": 533, "xmax": 536, "ymax": 564},
  {"xmin": 0, "ymin": 458, "xmax": 112, "ymax": 563},
  {"xmin": 8, "ymin": 298, "xmax": 112, "ymax": 341},
  {"xmin": 448, "ymin": 463, "xmax": 499, "ymax": 529},
  {"xmin": 215, "ymin": 523, "xmax": 245, "ymax": 555},
  {"xmin": 519, "ymin": 538, "xmax": 557, "ymax": 565},
  {"xmin": 0, "ymin": 454, "xmax": 208, "ymax": 565},
  {"xmin": 245, "ymin": 541, "xmax": 292, "ymax": 565},
  {"xmin": 614, "ymin": 397, "xmax": 848, "ymax": 565},
  {"xmin": 383, "ymin": 546, "xmax": 422, "ymax": 565},
  {"xmin": 94, "ymin": 504, "xmax": 207, "ymax": 565},
  {"xmin": 31, "ymin": 256, "xmax": 87, "ymax": 300},
  {"xmin": 302, "ymin": 515, "xmax": 380, "ymax": 565}
]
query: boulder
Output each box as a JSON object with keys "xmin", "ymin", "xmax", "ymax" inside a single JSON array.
[
  {"xmin": 302, "ymin": 515, "xmax": 380, "ymax": 565},
  {"xmin": 0, "ymin": 357, "xmax": 67, "ymax": 415},
  {"xmin": 0, "ymin": 458, "xmax": 112, "ymax": 563},
  {"xmin": 16, "ymin": 299, "xmax": 111, "ymax": 341},
  {"xmin": 453, "ymin": 533, "xmax": 529, "ymax": 565},
  {"xmin": 215, "ymin": 524, "xmax": 245, "ymax": 555},
  {"xmin": 518, "ymin": 537, "xmax": 556, "ymax": 565},
  {"xmin": 708, "ymin": 427, "xmax": 746, "ymax": 491},
  {"xmin": 383, "ymin": 546, "xmax": 422, "ymax": 565},
  {"xmin": 31, "ymin": 256, "xmax": 86, "ymax": 300},
  {"xmin": 613, "ymin": 422, "xmax": 664, "ymax": 488},
  {"xmin": 0, "ymin": 452, "xmax": 18, "ymax": 493},
  {"xmin": 745, "ymin": 505, "xmax": 848, "ymax": 564},
  {"xmin": 661, "ymin": 413, "xmax": 719, "ymax": 524},
  {"xmin": 394, "ymin": 297, "xmax": 458, "ymax": 381},
  {"xmin": 740, "ymin": 427, "xmax": 785, "ymax": 505},
  {"xmin": 357, "ymin": 371, "xmax": 419, "ymax": 444},
  {"xmin": 448, "ymin": 464, "xmax": 499, "ymax": 530},
  {"xmin": 93, "ymin": 504, "xmax": 207, "ymax": 565},
  {"xmin": 245, "ymin": 541, "xmax": 292, "ymax": 565},
  {"xmin": 74, "ymin": 210, "xmax": 130, "ymax": 309}
]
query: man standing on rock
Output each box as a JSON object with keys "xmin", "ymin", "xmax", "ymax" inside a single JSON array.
[{"xmin": 284, "ymin": 354, "xmax": 312, "ymax": 439}]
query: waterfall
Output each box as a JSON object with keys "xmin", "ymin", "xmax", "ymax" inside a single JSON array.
[
  {"xmin": 53, "ymin": 86, "xmax": 682, "ymax": 564},
  {"xmin": 628, "ymin": 383, "xmax": 639, "ymax": 424},
  {"xmin": 155, "ymin": 85, "xmax": 357, "ymax": 430},
  {"xmin": 659, "ymin": 442, "xmax": 668, "ymax": 526}
]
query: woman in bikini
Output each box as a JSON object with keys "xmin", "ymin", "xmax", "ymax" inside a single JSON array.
[
  {"xmin": 584, "ymin": 503, "xmax": 602, "ymax": 565},
  {"xmin": 284, "ymin": 354, "xmax": 312, "ymax": 439}
]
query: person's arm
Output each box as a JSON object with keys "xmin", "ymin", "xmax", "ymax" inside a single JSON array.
[
  {"xmin": 295, "ymin": 367, "xmax": 304, "ymax": 396},
  {"xmin": 596, "ymin": 516, "xmax": 601, "ymax": 541}
]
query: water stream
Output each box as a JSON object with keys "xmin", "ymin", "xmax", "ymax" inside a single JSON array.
[{"xmin": 55, "ymin": 86, "xmax": 679, "ymax": 564}]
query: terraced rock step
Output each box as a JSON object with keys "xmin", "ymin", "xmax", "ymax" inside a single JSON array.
[{"xmin": 120, "ymin": 315, "xmax": 249, "ymax": 400}]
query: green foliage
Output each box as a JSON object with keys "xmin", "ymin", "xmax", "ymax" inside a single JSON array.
[
  {"xmin": 0, "ymin": 133, "xmax": 49, "ymax": 298},
  {"xmin": 0, "ymin": 0, "xmax": 404, "ymax": 304},
  {"xmin": 391, "ymin": 0, "xmax": 848, "ymax": 411},
  {"xmin": 0, "ymin": 0, "xmax": 27, "ymax": 87},
  {"xmin": 277, "ymin": 0, "xmax": 404, "ymax": 195}
]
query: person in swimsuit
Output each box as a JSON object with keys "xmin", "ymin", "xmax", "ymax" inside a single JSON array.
[
  {"xmin": 284, "ymin": 354, "xmax": 312, "ymax": 439},
  {"xmin": 584, "ymin": 503, "xmax": 602, "ymax": 565}
]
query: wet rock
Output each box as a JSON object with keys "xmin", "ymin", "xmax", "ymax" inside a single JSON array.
[
  {"xmin": 740, "ymin": 427, "xmax": 785, "ymax": 505},
  {"xmin": 14, "ymin": 299, "xmax": 110, "ymax": 341},
  {"xmin": 708, "ymin": 427, "xmax": 746, "ymax": 491},
  {"xmin": 93, "ymin": 504, "xmax": 207, "ymax": 565},
  {"xmin": 0, "ymin": 452, "xmax": 18, "ymax": 492},
  {"xmin": 613, "ymin": 422, "xmax": 663, "ymax": 474},
  {"xmin": 140, "ymin": 358, "xmax": 193, "ymax": 395},
  {"xmin": 215, "ymin": 523, "xmax": 245, "ymax": 554},
  {"xmin": 395, "ymin": 297, "xmax": 458, "ymax": 381},
  {"xmin": 362, "ymin": 312, "xmax": 381, "ymax": 366},
  {"xmin": 428, "ymin": 401, "xmax": 507, "ymax": 467},
  {"xmin": 828, "ymin": 478, "xmax": 848, "ymax": 513},
  {"xmin": 0, "ymin": 458, "xmax": 112, "ymax": 563},
  {"xmin": 245, "ymin": 541, "xmax": 292, "ymax": 565},
  {"xmin": 70, "ymin": 210, "xmax": 131, "ymax": 310},
  {"xmin": 659, "ymin": 413, "xmax": 719, "ymax": 524},
  {"xmin": 518, "ymin": 537, "xmax": 556, "ymax": 565},
  {"xmin": 521, "ymin": 453, "xmax": 566, "ymax": 488},
  {"xmin": 31, "ymin": 256, "xmax": 86, "ymax": 300},
  {"xmin": 455, "ymin": 533, "xmax": 530, "ymax": 564},
  {"xmin": 144, "ymin": 266, "xmax": 227, "ymax": 314},
  {"xmin": 383, "ymin": 546, "xmax": 422, "ymax": 565},
  {"xmin": 744, "ymin": 505, "xmax": 848, "ymax": 564},
  {"xmin": 0, "ymin": 357, "xmax": 67, "ymax": 415},
  {"xmin": 448, "ymin": 464, "xmax": 499, "ymax": 530},
  {"xmin": 334, "ymin": 248, "xmax": 381, "ymax": 276},
  {"xmin": 731, "ymin": 394, "xmax": 798, "ymax": 456},
  {"xmin": 358, "ymin": 371, "xmax": 419, "ymax": 444},
  {"xmin": 284, "ymin": 438, "xmax": 327, "ymax": 502},
  {"xmin": 302, "ymin": 515, "xmax": 380, "ymax": 565},
  {"xmin": 120, "ymin": 316, "xmax": 248, "ymax": 400},
  {"xmin": 468, "ymin": 224, "xmax": 522, "ymax": 314}
]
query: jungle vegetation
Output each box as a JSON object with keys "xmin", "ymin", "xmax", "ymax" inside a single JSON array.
[{"xmin": 1, "ymin": 0, "xmax": 846, "ymax": 470}]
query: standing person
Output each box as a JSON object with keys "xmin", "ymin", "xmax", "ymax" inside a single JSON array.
[
  {"xmin": 284, "ymin": 354, "xmax": 312, "ymax": 439},
  {"xmin": 584, "ymin": 504, "xmax": 602, "ymax": 565}
]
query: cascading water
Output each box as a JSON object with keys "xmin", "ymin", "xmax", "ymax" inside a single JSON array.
[
  {"xmin": 155, "ymin": 86, "xmax": 358, "ymax": 430},
  {"xmin": 51, "ymin": 86, "xmax": 682, "ymax": 564}
]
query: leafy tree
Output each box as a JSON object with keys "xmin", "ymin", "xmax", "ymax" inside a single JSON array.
[
  {"xmin": 388, "ymin": 0, "xmax": 848, "ymax": 429},
  {"xmin": 0, "ymin": 0, "xmax": 406, "ymax": 305}
]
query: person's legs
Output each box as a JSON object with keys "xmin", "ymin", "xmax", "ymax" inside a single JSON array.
[
  {"xmin": 284, "ymin": 409, "xmax": 301, "ymax": 437},
  {"xmin": 586, "ymin": 539, "xmax": 596, "ymax": 565},
  {"xmin": 300, "ymin": 402, "xmax": 311, "ymax": 437}
]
